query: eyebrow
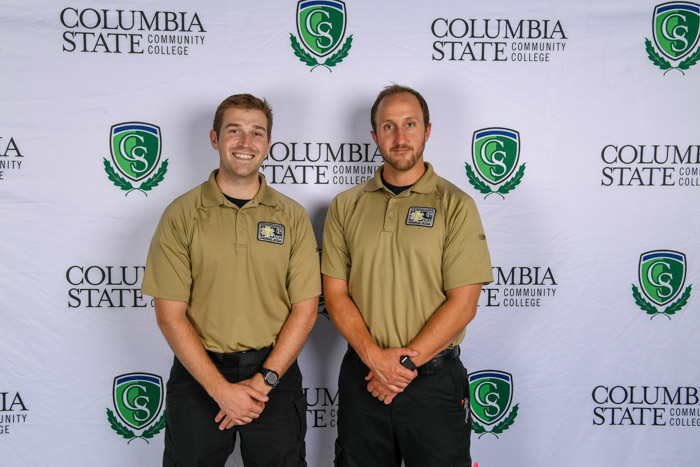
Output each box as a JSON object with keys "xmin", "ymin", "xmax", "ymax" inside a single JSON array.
[
  {"xmin": 380, "ymin": 116, "xmax": 419, "ymax": 125},
  {"xmin": 224, "ymin": 123, "xmax": 268, "ymax": 133}
]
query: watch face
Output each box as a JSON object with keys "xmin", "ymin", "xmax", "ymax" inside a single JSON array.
[{"xmin": 264, "ymin": 370, "xmax": 279, "ymax": 386}]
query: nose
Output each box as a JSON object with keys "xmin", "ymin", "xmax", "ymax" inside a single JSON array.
[
  {"xmin": 239, "ymin": 131, "xmax": 251, "ymax": 147},
  {"xmin": 394, "ymin": 127, "xmax": 407, "ymax": 145}
]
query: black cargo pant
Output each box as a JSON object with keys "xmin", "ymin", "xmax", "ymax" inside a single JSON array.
[
  {"xmin": 163, "ymin": 349, "xmax": 307, "ymax": 467},
  {"xmin": 335, "ymin": 347, "xmax": 472, "ymax": 467}
]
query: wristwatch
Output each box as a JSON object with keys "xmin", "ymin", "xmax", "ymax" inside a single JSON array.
[{"xmin": 259, "ymin": 368, "xmax": 280, "ymax": 388}]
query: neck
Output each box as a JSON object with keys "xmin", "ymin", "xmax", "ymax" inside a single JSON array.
[
  {"xmin": 216, "ymin": 170, "xmax": 260, "ymax": 199},
  {"xmin": 382, "ymin": 160, "xmax": 426, "ymax": 187}
]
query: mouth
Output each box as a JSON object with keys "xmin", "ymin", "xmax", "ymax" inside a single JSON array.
[
  {"xmin": 391, "ymin": 146, "xmax": 412, "ymax": 153},
  {"xmin": 233, "ymin": 152, "xmax": 255, "ymax": 160}
]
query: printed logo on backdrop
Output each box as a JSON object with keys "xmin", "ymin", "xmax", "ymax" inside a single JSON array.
[
  {"xmin": 480, "ymin": 266, "xmax": 558, "ymax": 309},
  {"xmin": 66, "ymin": 265, "xmax": 152, "ymax": 308},
  {"xmin": 431, "ymin": 17, "xmax": 567, "ymax": 62},
  {"xmin": 0, "ymin": 391, "xmax": 28, "ymax": 435},
  {"xmin": 103, "ymin": 123, "xmax": 169, "ymax": 196},
  {"xmin": 60, "ymin": 8, "xmax": 206, "ymax": 56},
  {"xmin": 290, "ymin": 0, "xmax": 353, "ymax": 71},
  {"xmin": 593, "ymin": 385, "xmax": 700, "ymax": 427},
  {"xmin": 0, "ymin": 136, "xmax": 24, "ymax": 182},
  {"xmin": 600, "ymin": 144, "xmax": 700, "ymax": 187},
  {"xmin": 107, "ymin": 373, "xmax": 165, "ymax": 443},
  {"xmin": 304, "ymin": 387, "xmax": 338, "ymax": 428},
  {"xmin": 645, "ymin": 2, "xmax": 700, "ymax": 75},
  {"xmin": 260, "ymin": 141, "xmax": 381, "ymax": 185},
  {"xmin": 466, "ymin": 128, "xmax": 526, "ymax": 199},
  {"xmin": 632, "ymin": 250, "xmax": 692, "ymax": 320},
  {"xmin": 469, "ymin": 371, "xmax": 519, "ymax": 438}
]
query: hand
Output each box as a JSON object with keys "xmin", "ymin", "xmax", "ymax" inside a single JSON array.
[
  {"xmin": 212, "ymin": 380, "xmax": 269, "ymax": 430},
  {"xmin": 366, "ymin": 375, "xmax": 400, "ymax": 404},
  {"xmin": 364, "ymin": 347, "xmax": 418, "ymax": 392}
]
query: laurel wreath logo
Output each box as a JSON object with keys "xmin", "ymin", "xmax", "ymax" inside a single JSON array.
[
  {"xmin": 103, "ymin": 158, "xmax": 169, "ymax": 196},
  {"xmin": 465, "ymin": 163, "xmax": 526, "ymax": 199},
  {"xmin": 106, "ymin": 408, "xmax": 166, "ymax": 444},
  {"xmin": 471, "ymin": 403, "xmax": 519, "ymax": 439},
  {"xmin": 645, "ymin": 38, "xmax": 700, "ymax": 75},
  {"xmin": 290, "ymin": 34, "xmax": 353, "ymax": 72},
  {"xmin": 631, "ymin": 284, "xmax": 692, "ymax": 320}
]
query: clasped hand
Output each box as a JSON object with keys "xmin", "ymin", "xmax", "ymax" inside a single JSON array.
[
  {"xmin": 365, "ymin": 347, "xmax": 418, "ymax": 405},
  {"xmin": 213, "ymin": 375, "xmax": 270, "ymax": 430}
]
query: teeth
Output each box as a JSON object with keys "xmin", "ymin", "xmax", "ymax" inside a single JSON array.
[{"xmin": 234, "ymin": 153, "xmax": 254, "ymax": 160}]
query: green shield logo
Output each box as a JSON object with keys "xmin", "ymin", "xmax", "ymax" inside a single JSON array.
[
  {"xmin": 653, "ymin": 2, "xmax": 700, "ymax": 61},
  {"xmin": 297, "ymin": 0, "xmax": 346, "ymax": 57},
  {"xmin": 472, "ymin": 128, "xmax": 520, "ymax": 186},
  {"xmin": 113, "ymin": 373, "xmax": 164, "ymax": 430},
  {"xmin": 110, "ymin": 123, "xmax": 162, "ymax": 182},
  {"xmin": 639, "ymin": 250, "xmax": 687, "ymax": 306},
  {"xmin": 469, "ymin": 371, "xmax": 513, "ymax": 426}
]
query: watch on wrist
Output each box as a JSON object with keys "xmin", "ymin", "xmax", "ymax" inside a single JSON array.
[{"xmin": 259, "ymin": 368, "xmax": 280, "ymax": 388}]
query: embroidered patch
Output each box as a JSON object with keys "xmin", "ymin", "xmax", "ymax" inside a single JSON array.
[
  {"xmin": 257, "ymin": 222, "xmax": 285, "ymax": 244},
  {"xmin": 406, "ymin": 207, "xmax": 436, "ymax": 227}
]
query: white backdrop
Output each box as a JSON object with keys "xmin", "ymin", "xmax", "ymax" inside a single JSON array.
[{"xmin": 1, "ymin": 1, "xmax": 699, "ymax": 466}]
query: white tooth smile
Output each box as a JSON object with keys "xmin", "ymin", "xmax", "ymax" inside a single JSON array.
[{"xmin": 234, "ymin": 153, "xmax": 254, "ymax": 160}]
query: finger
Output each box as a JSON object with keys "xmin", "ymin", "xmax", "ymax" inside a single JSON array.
[
  {"xmin": 247, "ymin": 389, "xmax": 270, "ymax": 403},
  {"xmin": 364, "ymin": 371, "xmax": 374, "ymax": 381},
  {"xmin": 215, "ymin": 410, "xmax": 225, "ymax": 423},
  {"xmin": 394, "ymin": 347, "xmax": 419, "ymax": 358}
]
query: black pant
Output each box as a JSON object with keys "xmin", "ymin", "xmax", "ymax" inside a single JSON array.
[
  {"xmin": 163, "ymin": 354, "xmax": 307, "ymax": 467},
  {"xmin": 335, "ymin": 349, "xmax": 472, "ymax": 467}
]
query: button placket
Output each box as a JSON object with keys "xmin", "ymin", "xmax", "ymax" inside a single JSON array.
[{"xmin": 383, "ymin": 197, "xmax": 398, "ymax": 231}]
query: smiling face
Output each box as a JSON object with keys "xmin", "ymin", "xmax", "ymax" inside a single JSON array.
[
  {"xmin": 210, "ymin": 106, "xmax": 271, "ymax": 183},
  {"xmin": 371, "ymin": 92, "xmax": 431, "ymax": 180}
]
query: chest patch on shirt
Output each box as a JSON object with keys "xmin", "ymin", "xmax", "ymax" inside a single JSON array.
[
  {"xmin": 406, "ymin": 207, "xmax": 436, "ymax": 227},
  {"xmin": 258, "ymin": 222, "xmax": 285, "ymax": 244}
]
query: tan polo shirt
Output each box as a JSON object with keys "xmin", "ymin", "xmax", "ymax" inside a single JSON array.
[
  {"xmin": 322, "ymin": 163, "xmax": 493, "ymax": 349},
  {"xmin": 142, "ymin": 170, "xmax": 321, "ymax": 353}
]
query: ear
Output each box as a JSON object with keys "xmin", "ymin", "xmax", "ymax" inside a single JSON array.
[
  {"xmin": 266, "ymin": 136, "xmax": 272, "ymax": 154},
  {"xmin": 370, "ymin": 130, "xmax": 379, "ymax": 146},
  {"xmin": 210, "ymin": 129, "xmax": 218, "ymax": 150},
  {"xmin": 424, "ymin": 122, "xmax": 432, "ymax": 142}
]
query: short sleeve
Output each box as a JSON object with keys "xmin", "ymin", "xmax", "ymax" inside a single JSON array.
[
  {"xmin": 286, "ymin": 206, "xmax": 322, "ymax": 304},
  {"xmin": 442, "ymin": 196, "xmax": 494, "ymax": 290},
  {"xmin": 141, "ymin": 203, "xmax": 193, "ymax": 302},
  {"xmin": 321, "ymin": 196, "xmax": 351, "ymax": 281}
]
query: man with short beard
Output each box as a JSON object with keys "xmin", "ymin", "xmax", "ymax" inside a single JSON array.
[
  {"xmin": 322, "ymin": 84, "xmax": 493, "ymax": 466},
  {"xmin": 142, "ymin": 94, "xmax": 320, "ymax": 466}
]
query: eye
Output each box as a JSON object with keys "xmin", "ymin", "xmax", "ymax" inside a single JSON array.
[
  {"xmin": 406, "ymin": 122, "xmax": 416, "ymax": 128},
  {"xmin": 383, "ymin": 124, "xmax": 393, "ymax": 131}
]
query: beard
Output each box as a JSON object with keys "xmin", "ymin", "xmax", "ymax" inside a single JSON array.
[{"xmin": 382, "ymin": 142, "xmax": 425, "ymax": 172}]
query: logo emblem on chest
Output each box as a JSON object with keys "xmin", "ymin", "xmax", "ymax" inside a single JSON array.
[
  {"xmin": 406, "ymin": 207, "xmax": 436, "ymax": 227},
  {"xmin": 258, "ymin": 222, "xmax": 285, "ymax": 244}
]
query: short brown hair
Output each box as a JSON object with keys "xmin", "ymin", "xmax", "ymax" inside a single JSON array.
[
  {"xmin": 212, "ymin": 94, "xmax": 273, "ymax": 138},
  {"xmin": 370, "ymin": 84, "xmax": 430, "ymax": 133}
]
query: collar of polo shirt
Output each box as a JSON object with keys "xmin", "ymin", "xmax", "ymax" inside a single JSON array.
[
  {"xmin": 365, "ymin": 162, "xmax": 439, "ymax": 195},
  {"xmin": 201, "ymin": 170, "xmax": 279, "ymax": 209}
]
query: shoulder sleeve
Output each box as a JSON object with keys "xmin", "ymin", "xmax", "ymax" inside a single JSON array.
[
  {"xmin": 321, "ymin": 195, "xmax": 351, "ymax": 281},
  {"xmin": 141, "ymin": 201, "xmax": 193, "ymax": 302},
  {"xmin": 286, "ymin": 204, "xmax": 322, "ymax": 304},
  {"xmin": 442, "ymin": 196, "xmax": 494, "ymax": 290}
]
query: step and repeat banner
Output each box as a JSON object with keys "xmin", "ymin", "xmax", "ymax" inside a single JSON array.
[{"xmin": 1, "ymin": 1, "xmax": 699, "ymax": 466}]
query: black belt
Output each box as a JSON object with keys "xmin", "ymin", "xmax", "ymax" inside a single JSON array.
[
  {"xmin": 206, "ymin": 346, "xmax": 271, "ymax": 367},
  {"xmin": 347, "ymin": 345, "xmax": 460, "ymax": 376}
]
